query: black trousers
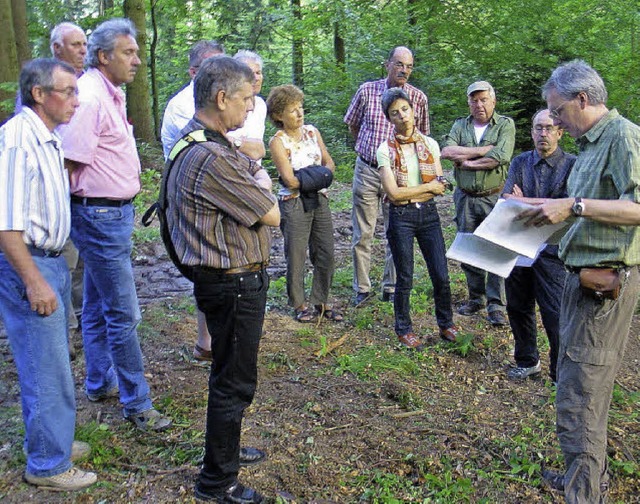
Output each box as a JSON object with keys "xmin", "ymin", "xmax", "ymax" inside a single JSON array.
[
  {"xmin": 505, "ymin": 250, "xmax": 566, "ymax": 381},
  {"xmin": 193, "ymin": 268, "xmax": 269, "ymax": 490}
]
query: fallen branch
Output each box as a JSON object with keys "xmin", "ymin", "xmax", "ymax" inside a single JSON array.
[{"xmin": 315, "ymin": 333, "xmax": 349, "ymax": 357}]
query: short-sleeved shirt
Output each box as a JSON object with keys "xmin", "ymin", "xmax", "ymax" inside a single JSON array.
[
  {"xmin": 272, "ymin": 124, "xmax": 322, "ymax": 198},
  {"xmin": 441, "ymin": 113, "xmax": 515, "ymax": 193},
  {"xmin": 161, "ymin": 82, "xmax": 267, "ymax": 161},
  {"xmin": 344, "ymin": 79, "xmax": 429, "ymax": 165},
  {"xmin": 0, "ymin": 107, "xmax": 70, "ymax": 251},
  {"xmin": 559, "ymin": 109, "xmax": 640, "ymax": 267},
  {"xmin": 167, "ymin": 119, "xmax": 276, "ymax": 269},
  {"xmin": 376, "ymin": 132, "xmax": 441, "ymax": 188},
  {"xmin": 503, "ymin": 148, "xmax": 575, "ymax": 200},
  {"xmin": 60, "ymin": 68, "xmax": 141, "ymax": 199}
]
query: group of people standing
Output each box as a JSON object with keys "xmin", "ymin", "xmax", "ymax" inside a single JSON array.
[{"xmin": 1, "ymin": 18, "xmax": 639, "ymax": 504}]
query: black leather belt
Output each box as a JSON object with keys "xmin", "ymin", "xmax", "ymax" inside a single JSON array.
[
  {"xmin": 359, "ymin": 156, "xmax": 378, "ymax": 168},
  {"xmin": 27, "ymin": 245, "xmax": 62, "ymax": 258},
  {"xmin": 71, "ymin": 195, "xmax": 133, "ymax": 207}
]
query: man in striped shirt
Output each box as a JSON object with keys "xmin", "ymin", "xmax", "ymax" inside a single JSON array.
[
  {"xmin": 167, "ymin": 56, "xmax": 279, "ymax": 504},
  {"xmin": 344, "ymin": 46, "xmax": 429, "ymax": 306},
  {"xmin": 0, "ymin": 58, "xmax": 97, "ymax": 491}
]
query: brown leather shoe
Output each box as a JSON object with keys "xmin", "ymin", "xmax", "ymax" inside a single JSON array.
[
  {"xmin": 397, "ymin": 332, "xmax": 424, "ymax": 350},
  {"xmin": 439, "ymin": 325, "xmax": 459, "ymax": 342}
]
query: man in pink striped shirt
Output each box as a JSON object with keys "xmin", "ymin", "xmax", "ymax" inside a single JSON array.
[{"xmin": 344, "ymin": 46, "xmax": 430, "ymax": 306}]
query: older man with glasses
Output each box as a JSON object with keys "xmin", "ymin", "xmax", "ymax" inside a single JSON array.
[
  {"xmin": 502, "ymin": 108, "xmax": 575, "ymax": 384},
  {"xmin": 519, "ymin": 59, "xmax": 640, "ymax": 503}
]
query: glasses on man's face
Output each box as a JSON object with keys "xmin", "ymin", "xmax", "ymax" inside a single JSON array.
[
  {"xmin": 45, "ymin": 87, "xmax": 79, "ymax": 99},
  {"xmin": 392, "ymin": 61, "xmax": 413, "ymax": 71},
  {"xmin": 533, "ymin": 125, "xmax": 557, "ymax": 133},
  {"xmin": 549, "ymin": 100, "xmax": 570, "ymax": 120}
]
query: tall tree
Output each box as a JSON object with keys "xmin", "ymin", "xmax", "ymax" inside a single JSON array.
[
  {"xmin": 123, "ymin": 0, "xmax": 154, "ymax": 142},
  {"xmin": 11, "ymin": 0, "xmax": 30, "ymax": 66},
  {"xmin": 291, "ymin": 0, "xmax": 303, "ymax": 88},
  {"xmin": 0, "ymin": 0, "xmax": 19, "ymax": 124}
]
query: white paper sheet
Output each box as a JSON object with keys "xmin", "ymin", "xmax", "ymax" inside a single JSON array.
[{"xmin": 446, "ymin": 233, "xmax": 519, "ymax": 278}]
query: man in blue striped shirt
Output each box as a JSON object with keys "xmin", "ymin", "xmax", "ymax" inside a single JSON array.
[{"xmin": 0, "ymin": 59, "xmax": 97, "ymax": 491}]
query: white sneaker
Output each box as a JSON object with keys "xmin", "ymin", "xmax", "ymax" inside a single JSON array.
[
  {"xmin": 23, "ymin": 440, "xmax": 90, "ymax": 462},
  {"xmin": 24, "ymin": 466, "xmax": 97, "ymax": 491},
  {"xmin": 507, "ymin": 361, "xmax": 542, "ymax": 380}
]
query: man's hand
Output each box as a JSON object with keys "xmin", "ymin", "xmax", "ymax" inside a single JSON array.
[
  {"xmin": 26, "ymin": 277, "xmax": 58, "ymax": 316},
  {"xmin": 516, "ymin": 198, "xmax": 573, "ymax": 227}
]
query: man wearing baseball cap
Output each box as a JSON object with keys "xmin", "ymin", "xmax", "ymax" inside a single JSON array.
[{"xmin": 441, "ymin": 81, "xmax": 515, "ymax": 326}]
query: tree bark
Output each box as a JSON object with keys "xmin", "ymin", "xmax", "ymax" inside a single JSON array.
[
  {"xmin": 150, "ymin": 0, "xmax": 159, "ymax": 139},
  {"xmin": 292, "ymin": 0, "xmax": 303, "ymax": 88},
  {"xmin": 123, "ymin": 0, "xmax": 155, "ymax": 143},
  {"xmin": 11, "ymin": 0, "xmax": 30, "ymax": 66},
  {"xmin": 0, "ymin": 0, "xmax": 19, "ymax": 124}
]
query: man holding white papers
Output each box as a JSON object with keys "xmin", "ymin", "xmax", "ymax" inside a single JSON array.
[{"xmin": 502, "ymin": 109, "xmax": 575, "ymax": 383}]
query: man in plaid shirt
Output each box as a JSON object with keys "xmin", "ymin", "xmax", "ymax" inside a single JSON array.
[{"xmin": 344, "ymin": 46, "xmax": 429, "ymax": 307}]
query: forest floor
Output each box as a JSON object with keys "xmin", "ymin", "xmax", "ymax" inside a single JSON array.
[{"xmin": 0, "ymin": 172, "xmax": 639, "ymax": 503}]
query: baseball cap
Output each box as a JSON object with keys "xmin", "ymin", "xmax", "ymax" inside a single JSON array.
[{"xmin": 467, "ymin": 81, "xmax": 493, "ymax": 96}]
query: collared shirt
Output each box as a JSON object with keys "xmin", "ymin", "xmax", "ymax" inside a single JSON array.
[
  {"xmin": 60, "ymin": 67, "xmax": 141, "ymax": 199},
  {"xmin": 343, "ymin": 79, "xmax": 429, "ymax": 165},
  {"xmin": 560, "ymin": 109, "xmax": 640, "ymax": 267},
  {"xmin": 0, "ymin": 107, "xmax": 70, "ymax": 251},
  {"xmin": 167, "ymin": 119, "xmax": 276, "ymax": 269},
  {"xmin": 161, "ymin": 82, "xmax": 267, "ymax": 161},
  {"xmin": 504, "ymin": 148, "xmax": 576, "ymax": 199},
  {"xmin": 441, "ymin": 113, "xmax": 515, "ymax": 192}
]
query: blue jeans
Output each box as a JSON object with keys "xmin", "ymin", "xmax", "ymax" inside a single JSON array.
[
  {"xmin": 70, "ymin": 202, "xmax": 152, "ymax": 416},
  {"xmin": 193, "ymin": 268, "xmax": 269, "ymax": 491},
  {"xmin": 387, "ymin": 201, "xmax": 454, "ymax": 335},
  {"xmin": 0, "ymin": 253, "xmax": 75, "ymax": 477}
]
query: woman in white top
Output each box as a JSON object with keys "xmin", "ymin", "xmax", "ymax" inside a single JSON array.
[
  {"xmin": 377, "ymin": 88, "xmax": 456, "ymax": 349},
  {"xmin": 267, "ymin": 84, "xmax": 342, "ymax": 323}
]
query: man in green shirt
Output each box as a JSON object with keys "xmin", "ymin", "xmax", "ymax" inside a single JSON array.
[
  {"xmin": 519, "ymin": 60, "xmax": 640, "ymax": 503},
  {"xmin": 441, "ymin": 81, "xmax": 515, "ymax": 326}
]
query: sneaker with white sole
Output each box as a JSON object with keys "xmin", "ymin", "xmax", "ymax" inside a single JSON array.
[
  {"xmin": 126, "ymin": 408, "xmax": 172, "ymax": 432},
  {"xmin": 23, "ymin": 440, "xmax": 90, "ymax": 462},
  {"xmin": 24, "ymin": 466, "xmax": 97, "ymax": 491},
  {"xmin": 507, "ymin": 361, "xmax": 542, "ymax": 380}
]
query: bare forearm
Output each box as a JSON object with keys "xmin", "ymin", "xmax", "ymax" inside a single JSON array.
[
  {"xmin": 238, "ymin": 138, "xmax": 266, "ymax": 161},
  {"xmin": 461, "ymin": 157, "xmax": 500, "ymax": 171},
  {"xmin": 441, "ymin": 145, "xmax": 493, "ymax": 162},
  {"xmin": 253, "ymin": 168, "xmax": 273, "ymax": 190}
]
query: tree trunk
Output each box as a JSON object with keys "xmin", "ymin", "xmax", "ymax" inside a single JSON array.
[
  {"xmin": 11, "ymin": 0, "xmax": 30, "ymax": 66},
  {"xmin": 333, "ymin": 22, "xmax": 345, "ymax": 70},
  {"xmin": 149, "ymin": 0, "xmax": 159, "ymax": 139},
  {"xmin": 0, "ymin": 0, "xmax": 19, "ymax": 124},
  {"xmin": 292, "ymin": 0, "xmax": 303, "ymax": 88},
  {"xmin": 123, "ymin": 0, "xmax": 154, "ymax": 143}
]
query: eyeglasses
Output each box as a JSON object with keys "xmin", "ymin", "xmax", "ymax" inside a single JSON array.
[
  {"xmin": 533, "ymin": 125, "xmax": 557, "ymax": 133},
  {"xmin": 549, "ymin": 100, "xmax": 570, "ymax": 120},
  {"xmin": 45, "ymin": 87, "xmax": 79, "ymax": 99},
  {"xmin": 392, "ymin": 62, "xmax": 414, "ymax": 71}
]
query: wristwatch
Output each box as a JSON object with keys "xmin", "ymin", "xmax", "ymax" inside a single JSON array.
[
  {"xmin": 233, "ymin": 138, "xmax": 242, "ymax": 149},
  {"xmin": 571, "ymin": 197, "xmax": 585, "ymax": 216}
]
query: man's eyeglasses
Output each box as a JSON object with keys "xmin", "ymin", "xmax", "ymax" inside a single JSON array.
[
  {"xmin": 45, "ymin": 87, "xmax": 79, "ymax": 99},
  {"xmin": 549, "ymin": 100, "xmax": 570, "ymax": 120},
  {"xmin": 533, "ymin": 125, "xmax": 557, "ymax": 133},
  {"xmin": 392, "ymin": 62, "xmax": 413, "ymax": 71}
]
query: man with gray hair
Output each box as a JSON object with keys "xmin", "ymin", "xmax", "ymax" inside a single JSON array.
[
  {"xmin": 50, "ymin": 22, "xmax": 87, "ymax": 76},
  {"xmin": 167, "ymin": 56, "xmax": 279, "ymax": 503},
  {"xmin": 519, "ymin": 60, "xmax": 640, "ymax": 503},
  {"xmin": 0, "ymin": 58, "xmax": 96, "ymax": 491},
  {"xmin": 441, "ymin": 81, "xmax": 515, "ymax": 326},
  {"xmin": 161, "ymin": 40, "xmax": 225, "ymax": 159},
  {"xmin": 60, "ymin": 18, "xmax": 171, "ymax": 432}
]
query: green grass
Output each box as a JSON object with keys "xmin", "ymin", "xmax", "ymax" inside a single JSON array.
[{"xmin": 334, "ymin": 345, "xmax": 421, "ymax": 380}]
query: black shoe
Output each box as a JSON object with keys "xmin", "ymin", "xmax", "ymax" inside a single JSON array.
[
  {"xmin": 353, "ymin": 292, "xmax": 372, "ymax": 307},
  {"xmin": 542, "ymin": 469, "xmax": 564, "ymax": 492},
  {"xmin": 239, "ymin": 447, "xmax": 266, "ymax": 467},
  {"xmin": 457, "ymin": 300, "xmax": 483, "ymax": 316},
  {"xmin": 195, "ymin": 480, "xmax": 264, "ymax": 503},
  {"xmin": 487, "ymin": 310, "xmax": 507, "ymax": 326},
  {"xmin": 381, "ymin": 291, "xmax": 395, "ymax": 302}
]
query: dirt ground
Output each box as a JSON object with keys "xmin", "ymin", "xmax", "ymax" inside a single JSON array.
[{"xmin": 0, "ymin": 185, "xmax": 639, "ymax": 503}]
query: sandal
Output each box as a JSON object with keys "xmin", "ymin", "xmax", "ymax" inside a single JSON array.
[
  {"xmin": 315, "ymin": 305, "xmax": 344, "ymax": 322},
  {"xmin": 193, "ymin": 344, "xmax": 213, "ymax": 362},
  {"xmin": 295, "ymin": 306, "xmax": 318, "ymax": 323}
]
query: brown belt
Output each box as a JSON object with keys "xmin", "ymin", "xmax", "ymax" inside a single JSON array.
[
  {"xmin": 279, "ymin": 194, "xmax": 298, "ymax": 202},
  {"xmin": 460, "ymin": 185, "xmax": 504, "ymax": 197},
  {"xmin": 223, "ymin": 262, "xmax": 268, "ymax": 275}
]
